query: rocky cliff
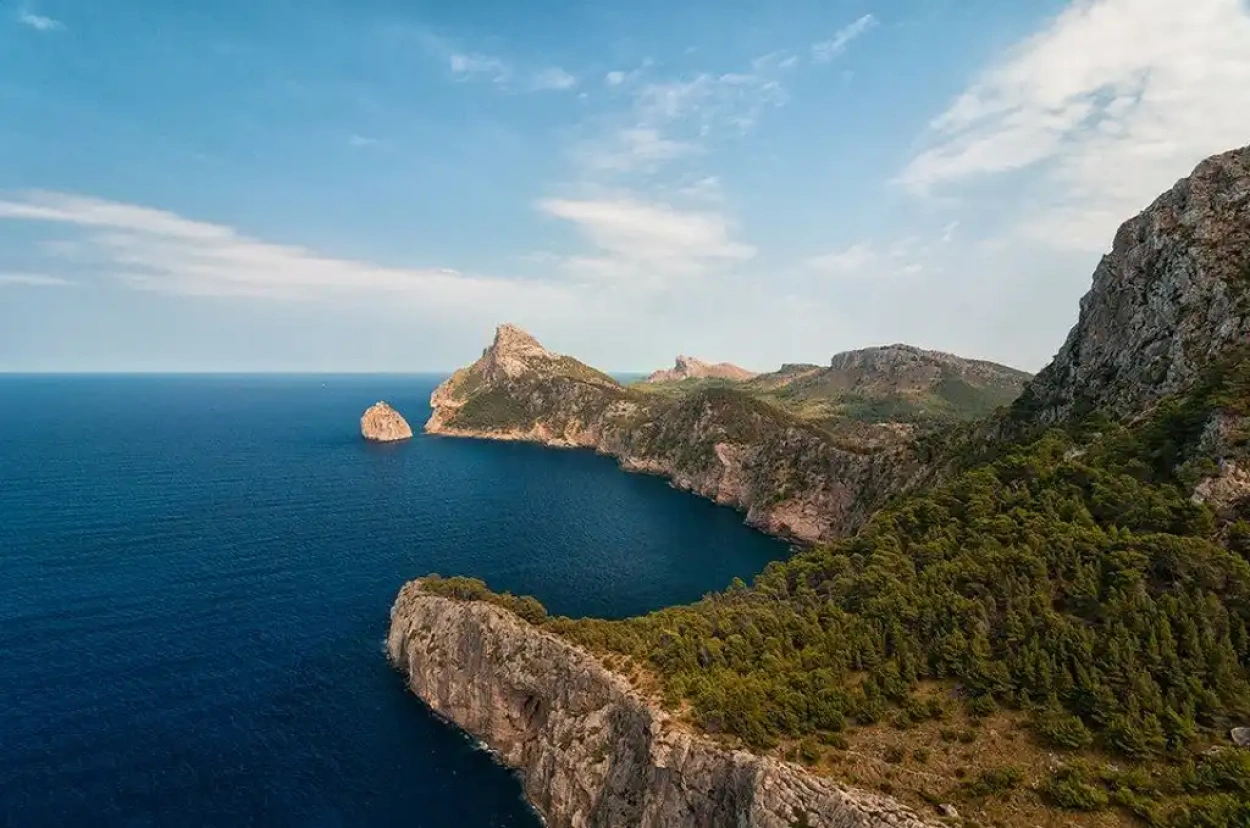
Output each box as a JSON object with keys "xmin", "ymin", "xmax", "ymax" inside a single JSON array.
[
  {"xmin": 1018, "ymin": 145, "xmax": 1250, "ymax": 424},
  {"xmin": 387, "ymin": 581, "xmax": 937, "ymax": 828},
  {"xmin": 360, "ymin": 401, "xmax": 413, "ymax": 442},
  {"xmin": 643, "ymin": 355, "xmax": 758, "ymax": 384},
  {"xmin": 425, "ymin": 326, "xmax": 925, "ymax": 542}
]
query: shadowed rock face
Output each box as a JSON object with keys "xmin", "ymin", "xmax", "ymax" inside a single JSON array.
[
  {"xmin": 423, "ymin": 325, "xmax": 925, "ymax": 543},
  {"xmin": 1018, "ymin": 145, "xmax": 1250, "ymax": 424},
  {"xmin": 643, "ymin": 355, "xmax": 758, "ymax": 383},
  {"xmin": 360, "ymin": 401, "xmax": 413, "ymax": 442},
  {"xmin": 387, "ymin": 582, "xmax": 939, "ymax": 828}
]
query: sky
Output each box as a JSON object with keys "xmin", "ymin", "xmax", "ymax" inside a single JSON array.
[{"xmin": 2, "ymin": 0, "xmax": 1249, "ymax": 373}]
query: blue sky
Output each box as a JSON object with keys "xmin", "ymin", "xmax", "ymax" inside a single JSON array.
[{"xmin": 2, "ymin": 0, "xmax": 1249, "ymax": 372}]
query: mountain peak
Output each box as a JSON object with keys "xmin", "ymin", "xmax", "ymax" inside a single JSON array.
[
  {"xmin": 644, "ymin": 355, "xmax": 757, "ymax": 383},
  {"xmin": 1020, "ymin": 143, "xmax": 1250, "ymax": 423}
]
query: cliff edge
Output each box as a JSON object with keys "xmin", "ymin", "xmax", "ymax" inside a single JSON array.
[
  {"xmin": 387, "ymin": 581, "xmax": 938, "ymax": 828},
  {"xmin": 424, "ymin": 326, "xmax": 923, "ymax": 542}
]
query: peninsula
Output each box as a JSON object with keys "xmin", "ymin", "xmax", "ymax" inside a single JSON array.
[{"xmin": 394, "ymin": 144, "xmax": 1250, "ymax": 828}]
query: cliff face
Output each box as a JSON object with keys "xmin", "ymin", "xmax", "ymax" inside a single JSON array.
[
  {"xmin": 1020, "ymin": 145, "xmax": 1250, "ymax": 424},
  {"xmin": 643, "ymin": 355, "xmax": 758, "ymax": 384},
  {"xmin": 387, "ymin": 582, "xmax": 937, "ymax": 828},
  {"xmin": 425, "ymin": 328, "xmax": 924, "ymax": 542},
  {"xmin": 360, "ymin": 401, "xmax": 413, "ymax": 442}
]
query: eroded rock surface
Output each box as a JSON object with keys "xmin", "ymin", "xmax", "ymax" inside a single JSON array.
[
  {"xmin": 387, "ymin": 582, "xmax": 938, "ymax": 828},
  {"xmin": 360, "ymin": 401, "xmax": 413, "ymax": 442}
]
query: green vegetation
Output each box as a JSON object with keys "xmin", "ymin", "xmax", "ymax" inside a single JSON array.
[
  {"xmin": 420, "ymin": 574, "xmax": 549, "ymax": 624},
  {"xmin": 430, "ymin": 354, "xmax": 1250, "ymax": 824}
]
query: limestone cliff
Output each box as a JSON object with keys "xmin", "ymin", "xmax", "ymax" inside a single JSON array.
[
  {"xmin": 1018, "ymin": 145, "xmax": 1250, "ymax": 425},
  {"xmin": 360, "ymin": 401, "xmax": 413, "ymax": 442},
  {"xmin": 643, "ymin": 355, "xmax": 758, "ymax": 384},
  {"xmin": 425, "ymin": 326, "xmax": 924, "ymax": 542},
  {"xmin": 387, "ymin": 581, "xmax": 938, "ymax": 828}
]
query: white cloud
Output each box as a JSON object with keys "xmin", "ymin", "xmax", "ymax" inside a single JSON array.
[
  {"xmin": 578, "ymin": 127, "xmax": 702, "ymax": 172},
  {"xmin": 811, "ymin": 15, "xmax": 877, "ymax": 63},
  {"xmin": 348, "ymin": 134, "xmax": 381, "ymax": 148},
  {"xmin": 0, "ymin": 191, "xmax": 576, "ymax": 313},
  {"xmin": 899, "ymin": 0, "xmax": 1250, "ymax": 250},
  {"xmin": 538, "ymin": 197, "xmax": 755, "ymax": 281},
  {"xmin": 17, "ymin": 10, "xmax": 63, "ymax": 31},
  {"xmin": 449, "ymin": 52, "xmax": 511, "ymax": 85},
  {"xmin": 0, "ymin": 272, "xmax": 75, "ymax": 287},
  {"xmin": 605, "ymin": 71, "xmax": 627, "ymax": 86},
  {"xmin": 805, "ymin": 243, "xmax": 877, "ymax": 275},
  {"xmin": 530, "ymin": 67, "xmax": 577, "ymax": 91}
]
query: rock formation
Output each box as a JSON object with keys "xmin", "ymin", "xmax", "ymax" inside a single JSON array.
[
  {"xmin": 388, "ymin": 581, "xmax": 938, "ymax": 828},
  {"xmin": 643, "ymin": 355, "xmax": 757, "ymax": 383},
  {"xmin": 424, "ymin": 326, "xmax": 925, "ymax": 542},
  {"xmin": 360, "ymin": 401, "xmax": 413, "ymax": 442},
  {"xmin": 1018, "ymin": 145, "xmax": 1250, "ymax": 424}
]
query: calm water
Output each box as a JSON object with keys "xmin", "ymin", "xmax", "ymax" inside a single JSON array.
[{"xmin": 0, "ymin": 375, "xmax": 788, "ymax": 828}]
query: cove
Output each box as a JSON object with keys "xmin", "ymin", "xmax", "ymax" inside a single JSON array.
[{"xmin": 0, "ymin": 374, "xmax": 789, "ymax": 827}]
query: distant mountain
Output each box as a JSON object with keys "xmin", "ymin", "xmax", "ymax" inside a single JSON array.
[
  {"xmin": 748, "ymin": 344, "xmax": 1031, "ymax": 428},
  {"xmin": 641, "ymin": 355, "xmax": 757, "ymax": 384}
]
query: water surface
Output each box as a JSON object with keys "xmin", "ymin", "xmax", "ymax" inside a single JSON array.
[{"xmin": 0, "ymin": 375, "xmax": 788, "ymax": 827}]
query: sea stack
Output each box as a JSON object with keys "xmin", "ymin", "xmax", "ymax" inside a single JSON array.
[{"xmin": 360, "ymin": 401, "xmax": 413, "ymax": 442}]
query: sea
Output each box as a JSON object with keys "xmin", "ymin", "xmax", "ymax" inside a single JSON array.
[{"xmin": 0, "ymin": 374, "xmax": 789, "ymax": 828}]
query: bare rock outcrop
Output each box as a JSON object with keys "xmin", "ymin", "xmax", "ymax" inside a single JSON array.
[
  {"xmin": 1018, "ymin": 145, "xmax": 1250, "ymax": 424},
  {"xmin": 360, "ymin": 401, "xmax": 413, "ymax": 442},
  {"xmin": 387, "ymin": 582, "xmax": 938, "ymax": 828},
  {"xmin": 643, "ymin": 355, "xmax": 758, "ymax": 383}
]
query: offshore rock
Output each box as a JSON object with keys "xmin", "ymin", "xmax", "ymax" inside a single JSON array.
[
  {"xmin": 387, "ymin": 582, "xmax": 938, "ymax": 828},
  {"xmin": 360, "ymin": 401, "xmax": 413, "ymax": 442}
]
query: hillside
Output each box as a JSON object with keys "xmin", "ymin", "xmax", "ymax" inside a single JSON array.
[
  {"xmin": 404, "ymin": 145, "xmax": 1250, "ymax": 828},
  {"xmin": 425, "ymin": 327, "xmax": 925, "ymax": 542},
  {"xmin": 634, "ymin": 344, "xmax": 1031, "ymax": 439},
  {"xmin": 642, "ymin": 354, "xmax": 758, "ymax": 384}
]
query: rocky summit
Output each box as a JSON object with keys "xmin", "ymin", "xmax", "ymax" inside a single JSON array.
[
  {"xmin": 1018, "ymin": 145, "xmax": 1250, "ymax": 424},
  {"xmin": 642, "ymin": 355, "xmax": 757, "ymax": 383},
  {"xmin": 360, "ymin": 401, "xmax": 413, "ymax": 442}
]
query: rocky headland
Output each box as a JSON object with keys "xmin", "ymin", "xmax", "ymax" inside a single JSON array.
[
  {"xmin": 424, "ymin": 325, "xmax": 933, "ymax": 543},
  {"xmin": 360, "ymin": 401, "xmax": 413, "ymax": 442},
  {"xmin": 388, "ymin": 581, "xmax": 938, "ymax": 828},
  {"xmin": 393, "ymin": 144, "xmax": 1250, "ymax": 828}
]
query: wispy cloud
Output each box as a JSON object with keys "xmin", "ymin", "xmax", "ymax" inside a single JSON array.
[
  {"xmin": 0, "ymin": 192, "xmax": 577, "ymax": 312},
  {"xmin": 537, "ymin": 197, "xmax": 754, "ymax": 284},
  {"xmin": 530, "ymin": 67, "xmax": 577, "ymax": 91},
  {"xmin": 805, "ymin": 243, "xmax": 877, "ymax": 275},
  {"xmin": 0, "ymin": 272, "xmax": 75, "ymax": 287},
  {"xmin": 449, "ymin": 52, "xmax": 511, "ymax": 85},
  {"xmin": 347, "ymin": 133, "xmax": 382, "ymax": 149},
  {"xmin": 899, "ymin": 0, "xmax": 1250, "ymax": 251},
  {"xmin": 811, "ymin": 15, "xmax": 877, "ymax": 63},
  {"xmin": 17, "ymin": 10, "xmax": 63, "ymax": 31}
]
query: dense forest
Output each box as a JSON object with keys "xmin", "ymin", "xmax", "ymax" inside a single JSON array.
[{"xmin": 422, "ymin": 354, "xmax": 1250, "ymax": 827}]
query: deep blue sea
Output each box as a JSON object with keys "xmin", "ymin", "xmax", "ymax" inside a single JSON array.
[{"xmin": 0, "ymin": 375, "xmax": 788, "ymax": 828}]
